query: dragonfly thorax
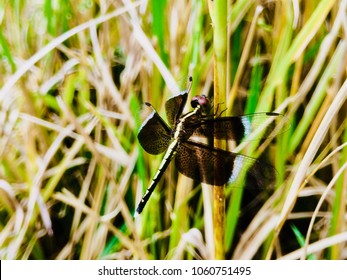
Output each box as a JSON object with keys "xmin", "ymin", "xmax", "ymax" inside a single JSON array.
[
  {"xmin": 172, "ymin": 94, "xmax": 210, "ymax": 141},
  {"xmin": 172, "ymin": 116, "xmax": 195, "ymax": 143}
]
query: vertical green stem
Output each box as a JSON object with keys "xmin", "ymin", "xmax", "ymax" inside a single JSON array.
[{"xmin": 211, "ymin": 0, "xmax": 228, "ymax": 260}]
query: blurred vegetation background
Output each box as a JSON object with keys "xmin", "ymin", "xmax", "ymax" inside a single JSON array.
[{"xmin": 0, "ymin": 0, "xmax": 346, "ymax": 260}]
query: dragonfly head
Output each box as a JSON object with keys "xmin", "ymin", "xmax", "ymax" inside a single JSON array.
[{"xmin": 191, "ymin": 95, "xmax": 210, "ymax": 113}]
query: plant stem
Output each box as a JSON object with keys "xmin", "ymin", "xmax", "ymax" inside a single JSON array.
[{"xmin": 211, "ymin": 0, "xmax": 228, "ymax": 260}]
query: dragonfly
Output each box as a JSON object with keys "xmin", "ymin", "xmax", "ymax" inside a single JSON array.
[{"xmin": 136, "ymin": 78, "xmax": 287, "ymax": 215}]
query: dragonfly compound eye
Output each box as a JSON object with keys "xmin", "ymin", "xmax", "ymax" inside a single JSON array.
[{"xmin": 191, "ymin": 95, "xmax": 210, "ymax": 108}]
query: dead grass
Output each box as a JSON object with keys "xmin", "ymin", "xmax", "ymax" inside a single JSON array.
[{"xmin": 0, "ymin": 0, "xmax": 346, "ymax": 260}]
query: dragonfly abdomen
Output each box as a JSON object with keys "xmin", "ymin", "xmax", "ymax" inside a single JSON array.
[{"xmin": 136, "ymin": 139, "xmax": 178, "ymax": 215}]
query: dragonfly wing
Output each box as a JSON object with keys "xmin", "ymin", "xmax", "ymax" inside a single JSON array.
[
  {"xmin": 175, "ymin": 141, "xmax": 276, "ymax": 187},
  {"xmin": 165, "ymin": 91, "xmax": 188, "ymax": 126},
  {"xmin": 192, "ymin": 113, "xmax": 289, "ymax": 143},
  {"xmin": 138, "ymin": 105, "xmax": 172, "ymax": 155}
]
